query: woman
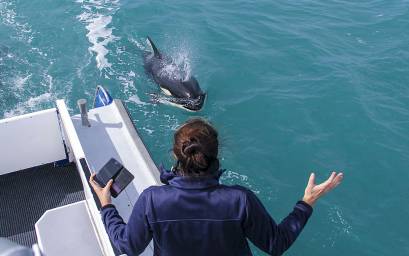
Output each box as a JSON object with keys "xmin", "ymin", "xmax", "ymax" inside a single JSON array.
[{"xmin": 90, "ymin": 118, "xmax": 343, "ymax": 256}]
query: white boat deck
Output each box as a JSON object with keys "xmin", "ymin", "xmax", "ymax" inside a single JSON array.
[
  {"xmin": 0, "ymin": 98, "xmax": 160, "ymax": 255},
  {"xmin": 71, "ymin": 100, "xmax": 161, "ymax": 255}
]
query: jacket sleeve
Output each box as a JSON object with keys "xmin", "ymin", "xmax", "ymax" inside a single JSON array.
[
  {"xmin": 101, "ymin": 190, "xmax": 152, "ymax": 255},
  {"xmin": 243, "ymin": 189, "xmax": 313, "ymax": 256}
]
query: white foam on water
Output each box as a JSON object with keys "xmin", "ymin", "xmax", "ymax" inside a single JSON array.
[
  {"xmin": 128, "ymin": 94, "xmax": 147, "ymax": 106},
  {"xmin": 41, "ymin": 73, "xmax": 53, "ymax": 91},
  {"xmin": 13, "ymin": 74, "xmax": 31, "ymax": 90},
  {"xmin": 118, "ymin": 74, "xmax": 147, "ymax": 106},
  {"xmin": 322, "ymin": 205, "xmax": 355, "ymax": 248},
  {"xmin": 129, "ymin": 37, "xmax": 146, "ymax": 51},
  {"xmin": 356, "ymin": 37, "xmax": 366, "ymax": 45},
  {"xmin": 222, "ymin": 171, "xmax": 260, "ymax": 194},
  {"xmin": 5, "ymin": 70, "xmax": 54, "ymax": 117},
  {"xmin": 0, "ymin": 3, "xmax": 55, "ymax": 119},
  {"xmin": 120, "ymin": 73, "xmax": 145, "ymax": 105},
  {"xmin": 77, "ymin": 0, "xmax": 120, "ymax": 70},
  {"xmin": 328, "ymin": 206, "xmax": 353, "ymax": 235},
  {"xmin": 0, "ymin": 0, "xmax": 34, "ymax": 43},
  {"xmin": 30, "ymin": 47, "xmax": 48, "ymax": 57},
  {"xmin": 162, "ymin": 114, "xmax": 180, "ymax": 131},
  {"xmin": 118, "ymin": 75, "xmax": 133, "ymax": 91},
  {"xmin": 141, "ymin": 127, "xmax": 154, "ymax": 135},
  {"xmin": 86, "ymin": 15, "xmax": 117, "ymax": 69},
  {"xmin": 3, "ymin": 92, "xmax": 53, "ymax": 118},
  {"xmin": 25, "ymin": 93, "xmax": 52, "ymax": 108}
]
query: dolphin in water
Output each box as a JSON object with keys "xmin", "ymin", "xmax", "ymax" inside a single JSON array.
[{"xmin": 143, "ymin": 37, "xmax": 205, "ymax": 111}]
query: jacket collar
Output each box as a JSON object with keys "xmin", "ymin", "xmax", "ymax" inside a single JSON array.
[
  {"xmin": 168, "ymin": 176, "xmax": 220, "ymax": 189},
  {"xmin": 159, "ymin": 165, "xmax": 224, "ymax": 189}
]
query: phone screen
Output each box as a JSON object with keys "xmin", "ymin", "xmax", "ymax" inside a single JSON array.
[{"xmin": 111, "ymin": 168, "xmax": 134, "ymax": 197}]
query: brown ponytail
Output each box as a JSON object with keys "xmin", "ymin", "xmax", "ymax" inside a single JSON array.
[{"xmin": 173, "ymin": 118, "xmax": 219, "ymax": 176}]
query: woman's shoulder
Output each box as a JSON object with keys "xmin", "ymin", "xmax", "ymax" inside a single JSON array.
[
  {"xmin": 217, "ymin": 184, "xmax": 258, "ymax": 200},
  {"xmin": 142, "ymin": 185, "xmax": 170, "ymax": 193},
  {"xmin": 139, "ymin": 184, "xmax": 175, "ymax": 197}
]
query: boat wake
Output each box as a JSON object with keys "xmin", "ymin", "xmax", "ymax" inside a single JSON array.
[
  {"xmin": 76, "ymin": 1, "xmax": 152, "ymax": 107},
  {"xmin": 76, "ymin": 0, "xmax": 120, "ymax": 70}
]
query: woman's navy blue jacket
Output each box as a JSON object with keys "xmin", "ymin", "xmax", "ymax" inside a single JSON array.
[{"xmin": 101, "ymin": 170, "xmax": 313, "ymax": 256}]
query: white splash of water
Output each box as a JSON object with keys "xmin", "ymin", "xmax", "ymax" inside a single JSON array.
[
  {"xmin": 117, "ymin": 73, "xmax": 147, "ymax": 106},
  {"xmin": 128, "ymin": 94, "xmax": 147, "ymax": 106},
  {"xmin": 41, "ymin": 73, "xmax": 53, "ymax": 91},
  {"xmin": 76, "ymin": 0, "xmax": 120, "ymax": 70},
  {"xmin": 162, "ymin": 114, "xmax": 180, "ymax": 130},
  {"xmin": 129, "ymin": 37, "xmax": 146, "ymax": 51},
  {"xmin": 172, "ymin": 49, "xmax": 192, "ymax": 81},
  {"xmin": 141, "ymin": 127, "xmax": 154, "ymax": 135},
  {"xmin": 157, "ymin": 45, "xmax": 192, "ymax": 81},
  {"xmin": 86, "ymin": 15, "xmax": 116, "ymax": 69},
  {"xmin": 117, "ymin": 74, "xmax": 132, "ymax": 88},
  {"xmin": 158, "ymin": 62, "xmax": 183, "ymax": 80},
  {"xmin": 356, "ymin": 37, "xmax": 366, "ymax": 45},
  {"xmin": 222, "ymin": 170, "xmax": 260, "ymax": 194},
  {"xmin": 128, "ymin": 71, "xmax": 136, "ymax": 77},
  {"xmin": 322, "ymin": 205, "xmax": 355, "ymax": 248},
  {"xmin": 13, "ymin": 74, "xmax": 31, "ymax": 90},
  {"xmin": 3, "ymin": 93, "xmax": 53, "ymax": 118},
  {"xmin": 328, "ymin": 206, "xmax": 353, "ymax": 235}
]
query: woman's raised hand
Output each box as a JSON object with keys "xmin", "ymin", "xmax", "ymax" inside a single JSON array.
[{"xmin": 302, "ymin": 171, "xmax": 343, "ymax": 207}]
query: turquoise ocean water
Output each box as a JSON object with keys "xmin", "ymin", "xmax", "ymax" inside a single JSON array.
[{"xmin": 1, "ymin": 0, "xmax": 409, "ymax": 255}]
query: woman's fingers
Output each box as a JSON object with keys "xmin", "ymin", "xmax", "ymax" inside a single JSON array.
[
  {"xmin": 320, "ymin": 172, "xmax": 336, "ymax": 188},
  {"xmin": 325, "ymin": 172, "xmax": 344, "ymax": 192},
  {"xmin": 324, "ymin": 172, "xmax": 336, "ymax": 186},
  {"xmin": 89, "ymin": 173, "xmax": 102, "ymax": 192},
  {"xmin": 313, "ymin": 171, "xmax": 342, "ymax": 193},
  {"xmin": 88, "ymin": 173, "xmax": 113, "ymax": 207},
  {"xmin": 328, "ymin": 172, "xmax": 342, "ymax": 185},
  {"xmin": 103, "ymin": 179, "xmax": 113, "ymax": 193},
  {"xmin": 303, "ymin": 171, "xmax": 344, "ymax": 206},
  {"xmin": 307, "ymin": 172, "xmax": 315, "ymax": 187}
]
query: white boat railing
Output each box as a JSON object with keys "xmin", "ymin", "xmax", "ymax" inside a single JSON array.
[
  {"xmin": 56, "ymin": 100, "xmax": 115, "ymax": 256},
  {"xmin": 71, "ymin": 99, "xmax": 161, "ymax": 255}
]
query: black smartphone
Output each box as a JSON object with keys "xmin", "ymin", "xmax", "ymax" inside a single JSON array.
[
  {"xmin": 111, "ymin": 168, "xmax": 134, "ymax": 197},
  {"xmin": 94, "ymin": 158, "xmax": 134, "ymax": 198}
]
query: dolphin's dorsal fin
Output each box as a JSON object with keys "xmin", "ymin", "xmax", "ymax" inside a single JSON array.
[{"xmin": 147, "ymin": 36, "xmax": 161, "ymax": 58}]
